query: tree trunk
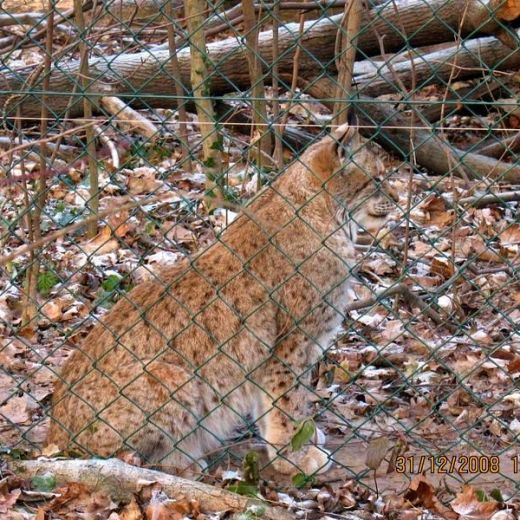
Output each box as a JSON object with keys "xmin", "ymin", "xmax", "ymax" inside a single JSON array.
[{"xmin": 2, "ymin": 0, "xmax": 516, "ymax": 118}]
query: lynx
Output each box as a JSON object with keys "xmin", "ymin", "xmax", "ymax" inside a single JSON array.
[{"xmin": 47, "ymin": 122, "xmax": 397, "ymax": 476}]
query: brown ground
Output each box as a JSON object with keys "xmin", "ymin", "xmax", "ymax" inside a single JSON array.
[{"xmin": 2, "ymin": 0, "xmax": 73, "ymax": 13}]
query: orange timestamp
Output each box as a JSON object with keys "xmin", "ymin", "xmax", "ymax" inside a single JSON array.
[{"xmin": 395, "ymin": 455, "xmax": 519, "ymax": 474}]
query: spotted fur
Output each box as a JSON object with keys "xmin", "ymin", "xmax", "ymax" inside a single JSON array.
[{"xmin": 46, "ymin": 123, "xmax": 397, "ymax": 476}]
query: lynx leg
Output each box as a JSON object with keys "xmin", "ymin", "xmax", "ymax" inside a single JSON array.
[{"xmin": 259, "ymin": 349, "xmax": 331, "ymax": 476}]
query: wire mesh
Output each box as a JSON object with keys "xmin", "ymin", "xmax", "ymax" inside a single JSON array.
[{"xmin": 0, "ymin": 0, "xmax": 519, "ymax": 513}]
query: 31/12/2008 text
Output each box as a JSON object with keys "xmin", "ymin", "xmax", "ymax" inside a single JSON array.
[{"xmin": 395, "ymin": 455, "xmax": 519, "ymax": 474}]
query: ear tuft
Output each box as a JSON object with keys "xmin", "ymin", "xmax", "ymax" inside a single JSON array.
[
  {"xmin": 330, "ymin": 115, "xmax": 358, "ymax": 145},
  {"xmin": 331, "ymin": 122, "xmax": 352, "ymax": 142}
]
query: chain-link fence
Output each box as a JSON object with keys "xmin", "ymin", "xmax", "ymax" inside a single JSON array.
[{"xmin": 1, "ymin": 0, "xmax": 519, "ymax": 516}]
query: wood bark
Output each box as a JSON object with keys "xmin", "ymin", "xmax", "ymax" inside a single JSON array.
[
  {"xmin": 353, "ymin": 31, "xmax": 520, "ymax": 99},
  {"xmin": 301, "ymin": 80, "xmax": 520, "ymax": 183},
  {"xmin": 333, "ymin": 0, "xmax": 364, "ymax": 125},
  {"xmin": 2, "ymin": 0, "xmax": 517, "ymax": 118},
  {"xmin": 352, "ymin": 97, "xmax": 520, "ymax": 184},
  {"xmin": 10, "ymin": 459, "xmax": 293, "ymax": 520},
  {"xmin": 184, "ymin": 0, "xmax": 222, "ymax": 202}
]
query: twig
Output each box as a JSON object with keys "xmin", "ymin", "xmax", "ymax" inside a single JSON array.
[
  {"xmin": 22, "ymin": 0, "xmax": 56, "ymax": 327},
  {"xmin": 271, "ymin": 2, "xmax": 284, "ymax": 168},
  {"xmin": 0, "ymin": 13, "xmax": 51, "ymax": 27},
  {"xmin": 345, "ymin": 283, "xmax": 457, "ymax": 332},
  {"xmin": 476, "ymin": 132, "xmax": 520, "ymax": 159},
  {"xmin": 184, "ymin": 0, "xmax": 223, "ymax": 206},
  {"xmin": 452, "ymin": 190, "xmax": 520, "ymax": 207},
  {"xmin": 0, "ymin": 1, "xmax": 93, "ymax": 52},
  {"xmin": 93, "ymin": 124, "xmax": 119, "ymax": 169},
  {"xmin": 166, "ymin": 0, "xmax": 192, "ymax": 171},
  {"xmin": 277, "ymin": 0, "xmax": 307, "ymax": 139},
  {"xmin": 99, "ymin": 97, "xmax": 160, "ymax": 140},
  {"xmin": 0, "ymin": 136, "xmax": 78, "ymax": 159},
  {"xmin": 0, "ymin": 123, "xmax": 96, "ymax": 162},
  {"xmin": 242, "ymin": 0, "xmax": 272, "ymax": 170}
]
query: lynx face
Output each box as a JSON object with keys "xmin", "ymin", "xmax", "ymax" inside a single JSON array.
[
  {"xmin": 304, "ymin": 123, "xmax": 398, "ymax": 239},
  {"xmin": 350, "ymin": 175, "xmax": 399, "ymax": 237}
]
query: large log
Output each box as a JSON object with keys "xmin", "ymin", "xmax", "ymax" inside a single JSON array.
[
  {"xmin": 302, "ymin": 80, "xmax": 520, "ymax": 183},
  {"xmin": 353, "ymin": 30, "xmax": 520, "ymax": 98},
  {"xmin": 1, "ymin": 0, "xmax": 517, "ymax": 118}
]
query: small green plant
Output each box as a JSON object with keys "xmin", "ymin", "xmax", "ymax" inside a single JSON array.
[
  {"xmin": 228, "ymin": 451, "xmax": 261, "ymax": 498},
  {"xmin": 37, "ymin": 271, "xmax": 60, "ymax": 296},
  {"xmin": 98, "ymin": 274, "xmax": 132, "ymax": 309},
  {"xmin": 102, "ymin": 274, "xmax": 122, "ymax": 292},
  {"xmin": 291, "ymin": 471, "xmax": 316, "ymax": 489}
]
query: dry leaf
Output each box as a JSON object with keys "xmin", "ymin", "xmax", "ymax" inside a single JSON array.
[
  {"xmin": 431, "ymin": 257, "xmax": 455, "ymax": 280},
  {"xmin": 451, "ymin": 485, "xmax": 498, "ymax": 519},
  {"xmin": 0, "ymin": 396, "xmax": 31, "ymax": 425},
  {"xmin": 43, "ymin": 483, "xmax": 116, "ymax": 518},
  {"xmin": 404, "ymin": 475, "xmax": 457, "ymax": 519},
  {"xmin": 458, "ymin": 235, "xmax": 502, "ymax": 263},
  {"xmin": 40, "ymin": 294, "xmax": 75, "ymax": 321},
  {"xmin": 128, "ymin": 168, "xmax": 163, "ymax": 195},
  {"xmin": 41, "ymin": 443, "xmax": 61, "ymax": 457},
  {"xmin": 144, "ymin": 490, "xmax": 196, "ymax": 520},
  {"xmin": 119, "ymin": 496, "xmax": 143, "ymax": 519},
  {"xmin": 499, "ymin": 224, "xmax": 520, "ymax": 246},
  {"xmin": 0, "ymin": 486, "xmax": 21, "ymax": 514},
  {"xmin": 107, "ymin": 209, "xmax": 132, "ymax": 238},
  {"xmin": 163, "ymin": 224, "xmax": 197, "ymax": 245},
  {"xmin": 82, "ymin": 226, "xmax": 119, "ymax": 255},
  {"xmin": 365, "ymin": 437, "xmax": 391, "ymax": 471}
]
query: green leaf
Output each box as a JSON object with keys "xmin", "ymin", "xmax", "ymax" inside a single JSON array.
[
  {"xmin": 37, "ymin": 271, "xmax": 59, "ymax": 296},
  {"xmin": 235, "ymin": 513, "xmax": 255, "ymax": 520},
  {"xmin": 246, "ymin": 505, "xmax": 265, "ymax": 517},
  {"xmin": 242, "ymin": 451, "xmax": 260, "ymax": 485},
  {"xmin": 227, "ymin": 482, "xmax": 259, "ymax": 498},
  {"xmin": 102, "ymin": 274, "xmax": 122, "ymax": 292},
  {"xmin": 475, "ymin": 489, "xmax": 487, "ymax": 502},
  {"xmin": 203, "ymin": 157, "xmax": 216, "ymax": 168},
  {"xmin": 235, "ymin": 504, "xmax": 266, "ymax": 519},
  {"xmin": 489, "ymin": 489, "xmax": 503, "ymax": 502},
  {"xmin": 31, "ymin": 473, "xmax": 56, "ymax": 492},
  {"xmin": 210, "ymin": 138, "xmax": 224, "ymax": 151},
  {"xmin": 291, "ymin": 419, "xmax": 316, "ymax": 452},
  {"xmin": 291, "ymin": 472, "xmax": 316, "ymax": 489}
]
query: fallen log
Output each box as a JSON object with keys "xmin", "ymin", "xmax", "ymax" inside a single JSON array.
[
  {"xmin": 9, "ymin": 458, "xmax": 293, "ymax": 520},
  {"xmin": 353, "ymin": 30, "xmax": 520, "ymax": 99},
  {"xmin": 2, "ymin": 0, "xmax": 518, "ymax": 118},
  {"xmin": 476, "ymin": 133, "xmax": 520, "ymax": 158},
  {"xmin": 301, "ymin": 79, "xmax": 520, "ymax": 183}
]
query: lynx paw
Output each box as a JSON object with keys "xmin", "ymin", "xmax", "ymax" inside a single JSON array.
[
  {"xmin": 272, "ymin": 446, "xmax": 332, "ymax": 476},
  {"xmin": 299, "ymin": 446, "xmax": 332, "ymax": 475}
]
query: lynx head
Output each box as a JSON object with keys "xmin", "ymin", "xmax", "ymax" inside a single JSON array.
[{"xmin": 304, "ymin": 119, "xmax": 398, "ymax": 235}]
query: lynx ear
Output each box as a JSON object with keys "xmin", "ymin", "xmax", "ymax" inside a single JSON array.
[{"xmin": 330, "ymin": 117, "xmax": 358, "ymax": 159}]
